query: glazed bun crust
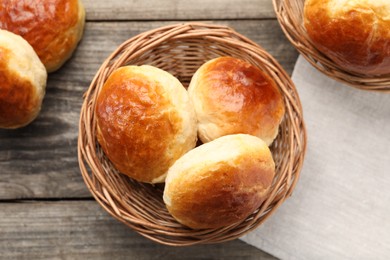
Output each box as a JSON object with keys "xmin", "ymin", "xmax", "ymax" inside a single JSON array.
[
  {"xmin": 0, "ymin": 0, "xmax": 85, "ymax": 72},
  {"xmin": 188, "ymin": 56, "xmax": 285, "ymax": 146},
  {"xmin": 163, "ymin": 134, "xmax": 275, "ymax": 229},
  {"xmin": 304, "ymin": 0, "xmax": 390, "ymax": 75},
  {"xmin": 95, "ymin": 65, "xmax": 197, "ymax": 183},
  {"xmin": 0, "ymin": 29, "xmax": 47, "ymax": 129}
]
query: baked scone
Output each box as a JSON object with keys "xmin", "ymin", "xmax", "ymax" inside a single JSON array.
[
  {"xmin": 95, "ymin": 65, "xmax": 197, "ymax": 183},
  {"xmin": 0, "ymin": 0, "xmax": 85, "ymax": 72},
  {"xmin": 163, "ymin": 134, "xmax": 275, "ymax": 229},
  {"xmin": 0, "ymin": 29, "xmax": 47, "ymax": 129},
  {"xmin": 304, "ymin": 0, "xmax": 390, "ymax": 75},
  {"xmin": 188, "ymin": 56, "xmax": 285, "ymax": 146}
]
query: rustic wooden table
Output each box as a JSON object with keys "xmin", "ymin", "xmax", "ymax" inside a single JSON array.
[{"xmin": 0, "ymin": 0, "xmax": 298, "ymax": 258}]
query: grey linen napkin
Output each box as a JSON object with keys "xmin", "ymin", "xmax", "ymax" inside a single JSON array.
[{"xmin": 240, "ymin": 56, "xmax": 390, "ymax": 259}]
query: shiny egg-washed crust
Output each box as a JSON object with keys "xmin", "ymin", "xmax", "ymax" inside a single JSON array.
[
  {"xmin": 188, "ymin": 56, "xmax": 285, "ymax": 146},
  {"xmin": 304, "ymin": 0, "xmax": 390, "ymax": 75},
  {"xmin": 0, "ymin": 0, "xmax": 85, "ymax": 72},
  {"xmin": 163, "ymin": 134, "xmax": 275, "ymax": 229},
  {"xmin": 0, "ymin": 29, "xmax": 47, "ymax": 129},
  {"xmin": 95, "ymin": 65, "xmax": 197, "ymax": 183}
]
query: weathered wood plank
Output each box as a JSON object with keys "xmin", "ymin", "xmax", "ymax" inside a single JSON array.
[
  {"xmin": 0, "ymin": 20, "xmax": 298, "ymax": 199},
  {"xmin": 83, "ymin": 0, "xmax": 275, "ymax": 21},
  {"xmin": 0, "ymin": 201, "xmax": 276, "ymax": 259}
]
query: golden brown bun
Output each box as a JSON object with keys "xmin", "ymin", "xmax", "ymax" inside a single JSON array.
[
  {"xmin": 95, "ymin": 65, "xmax": 197, "ymax": 183},
  {"xmin": 0, "ymin": 29, "xmax": 47, "ymax": 129},
  {"xmin": 163, "ymin": 134, "xmax": 275, "ymax": 229},
  {"xmin": 188, "ymin": 56, "xmax": 285, "ymax": 146},
  {"xmin": 0, "ymin": 0, "xmax": 85, "ymax": 72},
  {"xmin": 304, "ymin": 0, "xmax": 390, "ymax": 75}
]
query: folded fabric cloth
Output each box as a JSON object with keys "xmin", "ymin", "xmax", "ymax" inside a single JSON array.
[{"xmin": 241, "ymin": 55, "xmax": 390, "ymax": 259}]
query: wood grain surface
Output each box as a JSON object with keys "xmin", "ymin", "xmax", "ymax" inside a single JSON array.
[
  {"xmin": 0, "ymin": 201, "xmax": 275, "ymax": 259},
  {"xmin": 82, "ymin": 0, "xmax": 275, "ymax": 20},
  {"xmin": 0, "ymin": 0, "xmax": 298, "ymax": 258}
]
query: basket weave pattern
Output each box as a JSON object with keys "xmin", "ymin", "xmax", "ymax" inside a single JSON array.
[
  {"xmin": 78, "ymin": 23, "xmax": 307, "ymax": 246},
  {"xmin": 273, "ymin": 0, "xmax": 390, "ymax": 91}
]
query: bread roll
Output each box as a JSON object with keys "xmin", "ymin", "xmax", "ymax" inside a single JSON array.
[
  {"xmin": 0, "ymin": 29, "xmax": 47, "ymax": 129},
  {"xmin": 304, "ymin": 0, "xmax": 390, "ymax": 75},
  {"xmin": 188, "ymin": 56, "xmax": 285, "ymax": 146},
  {"xmin": 95, "ymin": 65, "xmax": 197, "ymax": 183},
  {"xmin": 163, "ymin": 134, "xmax": 275, "ymax": 229},
  {"xmin": 0, "ymin": 0, "xmax": 85, "ymax": 72}
]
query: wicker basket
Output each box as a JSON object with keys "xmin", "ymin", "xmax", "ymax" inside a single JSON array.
[
  {"xmin": 78, "ymin": 22, "xmax": 307, "ymax": 246},
  {"xmin": 273, "ymin": 0, "xmax": 390, "ymax": 91}
]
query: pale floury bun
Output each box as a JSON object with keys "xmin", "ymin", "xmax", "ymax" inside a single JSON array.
[
  {"xmin": 304, "ymin": 0, "xmax": 390, "ymax": 75},
  {"xmin": 95, "ymin": 65, "xmax": 197, "ymax": 183},
  {"xmin": 0, "ymin": 29, "xmax": 47, "ymax": 129},
  {"xmin": 163, "ymin": 134, "xmax": 275, "ymax": 229},
  {"xmin": 0, "ymin": 0, "xmax": 86, "ymax": 72},
  {"xmin": 188, "ymin": 56, "xmax": 285, "ymax": 146}
]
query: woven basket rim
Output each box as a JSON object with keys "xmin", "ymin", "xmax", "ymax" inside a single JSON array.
[
  {"xmin": 77, "ymin": 22, "xmax": 307, "ymax": 246},
  {"xmin": 272, "ymin": 0, "xmax": 390, "ymax": 92}
]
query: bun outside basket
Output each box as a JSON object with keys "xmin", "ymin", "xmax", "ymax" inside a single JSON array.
[
  {"xmin": 78, "ymin": 23, "xmax": 307, "ymax": 246},
  {"xmin": 273, "ymin": 0, "xmax": 390, "ymax": 91}
]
